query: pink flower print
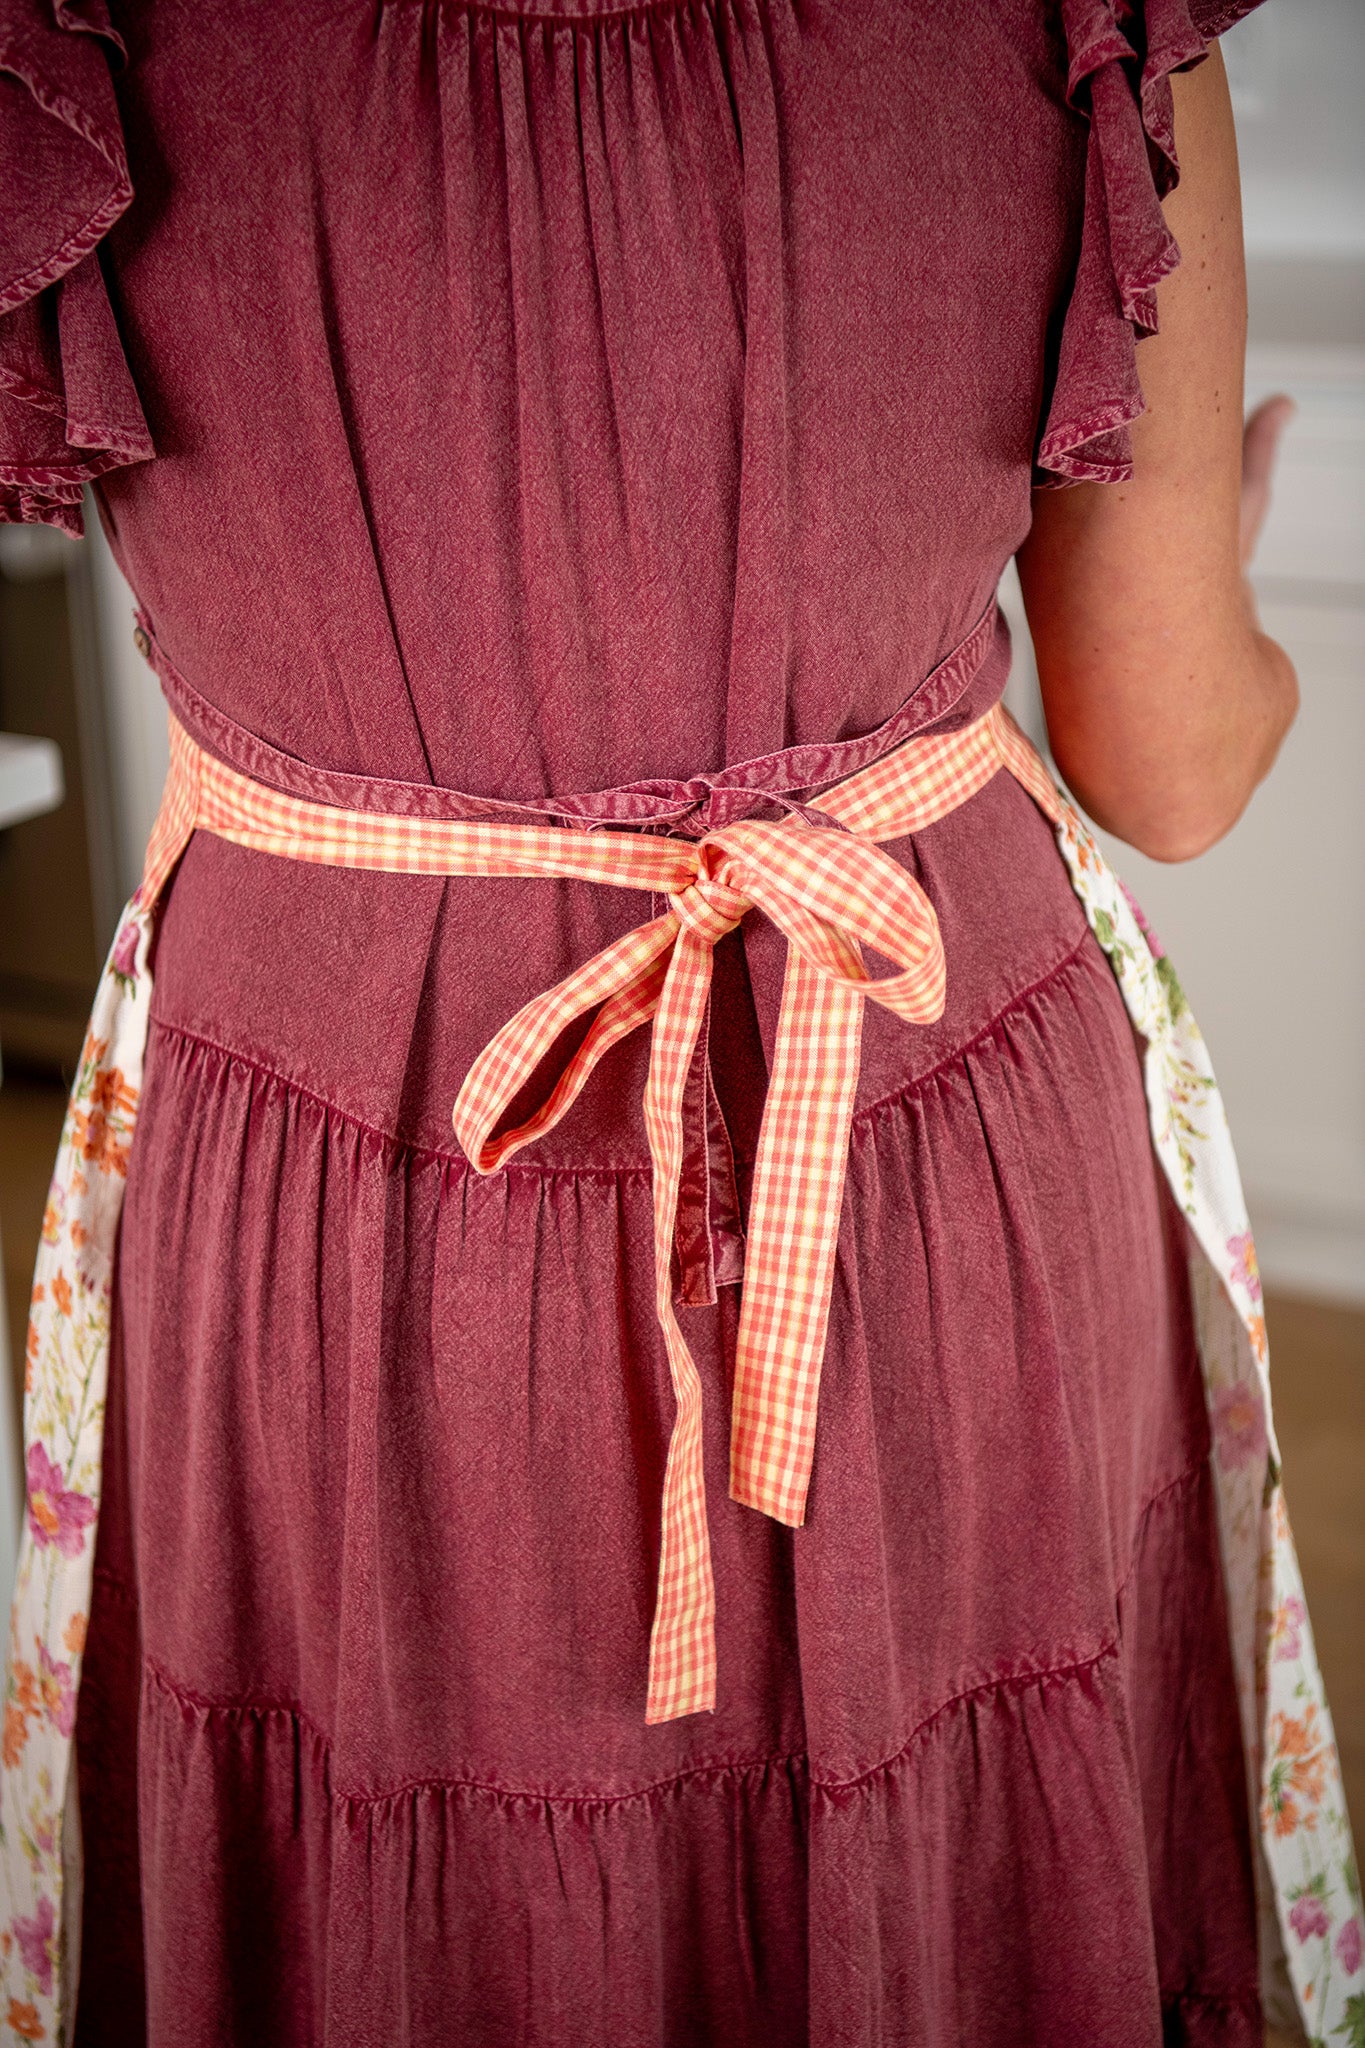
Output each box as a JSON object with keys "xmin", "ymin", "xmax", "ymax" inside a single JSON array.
[
  {"xmin": 1210, "ymin": 1380, "xmax": 1269, "ymax": 1474},
  {"xmin": 111, "ymin": 917, "xmax": 139, "ymax": 983},
  {"xmin": 1337, "ymin": 1917, "xmax": 1364, "ymax": 1976},
  {"xmin": 1271, "ymin": 1593, "xmax": 1306, "ymax": 1664},
  {"xmin": 37, "ymin": 1645, "xmax": 75, "ymax": 1739},
  {"xmin": 1119, "ymin": 880, "xmax": 1166, "ymax": 957},
  {"xmin": 25, "ymin": 1443, "xmax": 96, "ymax": 1559},
  {"xmin": 12, "ymin": 1895, "xmax": 55, "ymax": 1998},
  {"xmin": 1288, "ymin": 1890, "xmax": 1332, "ymax": 1944},
  {"xmin": 1226, "ymin": 1231, "xmax": 1262, "ymax": 1303}
]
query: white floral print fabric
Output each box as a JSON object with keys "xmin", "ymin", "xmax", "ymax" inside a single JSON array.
[
  {"xmin": 0, "ymin": 903, "xmax": 155, "ymax": 2045},
  {"xmin": 1052, "ymin": 797, "xmax": 1363, "ymax": 2045}
]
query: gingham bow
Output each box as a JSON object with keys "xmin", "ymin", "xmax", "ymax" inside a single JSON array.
[
  {"xmin": 138, "ymin": 695, "xmax": 1054, "ymax": 1727},
  {"xmin": 453, "ymin": 812, "xmax": 949, "ymax": 1722}
]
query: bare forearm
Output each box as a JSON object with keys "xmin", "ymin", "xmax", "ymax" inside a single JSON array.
[
  {"xmin": 1016, "ymin": 45, "xmax": 1298, "ymax": 863},
  {"xmin": 1018, "ymin": 502, "xmax": 1298, "ymax": 860}
]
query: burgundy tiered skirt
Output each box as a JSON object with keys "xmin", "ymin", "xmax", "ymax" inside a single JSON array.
[{"xmin": 71, "ymin": 742, "xmax": 1260, "ymax": 2046}]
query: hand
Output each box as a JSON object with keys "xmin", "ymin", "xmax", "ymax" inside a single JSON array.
[{"xmin": 1239, "ymin": 393, "xmax": 1296, "ymax": 570}]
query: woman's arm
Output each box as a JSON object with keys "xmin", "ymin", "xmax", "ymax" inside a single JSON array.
[{"xmin": 1015, "ymin": 44, "xmax": 1298, "ymax": 864}]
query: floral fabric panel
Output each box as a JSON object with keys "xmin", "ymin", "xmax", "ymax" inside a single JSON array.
[
  {"xmin": 0, "ymin": 903, "xmax": 154, "ymax": 2045},
  {"xmin": 1052, "ymin": 798, "xmax": 1363, "ymax": 2045}
]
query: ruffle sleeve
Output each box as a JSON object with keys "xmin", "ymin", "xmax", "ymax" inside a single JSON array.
[
  {"xmin": 1035, "ymin": 0, "xmax": 1265, "ymax": 488},
  {"xmin": 0, "ymin": 0, "xmax": 152, "ymax": 533}
]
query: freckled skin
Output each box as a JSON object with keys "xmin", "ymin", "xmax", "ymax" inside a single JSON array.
[{"xmin": 1017, "ymin": 47, "xmax": 1299, "ymax": 864}]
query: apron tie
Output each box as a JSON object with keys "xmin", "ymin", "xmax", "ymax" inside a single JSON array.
[
  {"xmin": 135, "ymin": 691, "xmax": 1063, "ymax": 1725},
  {"xmin": 452, "ymin": 814, "xmax": 947, "ymax": 1722}
]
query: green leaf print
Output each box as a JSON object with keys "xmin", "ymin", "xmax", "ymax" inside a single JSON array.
[
  {"xmin": 1154, "ymin": 952, "xmax": 1188, "ymax": 1023},
  {"xmin": 1333, "ymin": 1992, "xmax": 1365, "ymax": 2047}
]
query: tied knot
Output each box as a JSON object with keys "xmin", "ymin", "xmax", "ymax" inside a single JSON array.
[
  {"xmin": 442, "ymin": 702, "xmax": 1050, "ymax": 1726},
  {"xmin": 667, "ymin": 840, "xmax": 752, "ymax": 947}
]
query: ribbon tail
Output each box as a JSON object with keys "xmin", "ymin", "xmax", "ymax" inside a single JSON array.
[
  {"xmin": 643, "ymin": 927, "xmax": 721, "ymax": 1723},
  {"xmin": 453, "ymin": 914, "xmax": 676, "ymax": 1172},
  {"xmin": 729, "ymin": 948, "xmax": 864, "ymax": 1527}
]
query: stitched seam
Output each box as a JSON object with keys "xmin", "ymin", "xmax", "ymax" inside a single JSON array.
[
  {"xmin": 819, "ymin": 1457, "xmax": 1212, "ymax": 1793},
  {"xmin": 1114, "ymin": 1454, "xmax": 1210, "ymax": 1607},
  {"xmin": 141, "ymin": 1657, "xmax": 805, "ymax": 1812},
  {"xmin": 139, "ymin": 1636, "xmax": 1147, "ymax": 1814},
  {"xmin": 144, "ymin": 1016, "xmax": 655, "ymax": 1182},
  {"xmin": 852, "ymin": 925, "xmax": 1094, "ymax": 1129},
  {"xmin": 815, "ymin": 1640, "xmax": 1121, "ymax": 1796},
  {"xmin": 380, "ymin": 0, "xmax": 725, "ymax": 32},
  {"xmin": 149, "ymin": 927, "xmax": 1101, "ymax": 1177}
]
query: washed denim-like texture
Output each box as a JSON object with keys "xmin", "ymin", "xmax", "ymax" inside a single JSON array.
[{"xmin": 1, "ymin": 0, "xmax": 1269, "ymax": 2041}]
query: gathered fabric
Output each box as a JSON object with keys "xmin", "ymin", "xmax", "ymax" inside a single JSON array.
[
  {"xmin": 3, "ymin": 0, "xmax": 1358, "ymax": 2036},
  {"xmin": 3, "ymin": 648, "xmax": 1358, "ymax": 2038},
  {"xmin": 140, "ymin": 698, "xmax": 1060, "ymax": 1725}
]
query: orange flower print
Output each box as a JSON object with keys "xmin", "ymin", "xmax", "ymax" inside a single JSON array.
[
  {"xmin": 91, "ymin": 1066, "xmax": 136, "ymax": 1120},
  {"xmin": 62, "ymin": 1064, "xmax": 141, "ymax": 1182},
  {"xmin": 11, "ymin": 1663, "xmax": 38, "ymax": 1718},
  {"xmin": 1246, "ymin": 1313, "xmax": 1267, "ymax": 1365},
  {"xmin": 50, "ymin": 1274, "xmax": 72, "ymax": 1320},
  {"xmin": 1264, "ymin": 1705, "xmax": 1329, "ymax": 1838},
  {"xmin": 5, "ymin": 1999, "xmax": 44, "ymax": 2041},
  {"xmin": 1271, "ymin": 1795, "xmax": 1301, "ymax": 1840},
  {"xmin": 62, "ymin": 1613, "xmax": 87, "ymax": 1657},
  {"xmin": 2, "ymin": 1703, "xmax": 30, "ymax": 1770},
  {"xmin": 70, "ymin": 1169, "xmax": 88, "ymax": 1198},
  {"xmin": 70, "ymin": 1222, "xmax": 87, "ymax": 1250},
  {"xmin": 38, "ymin": 1199, "xmax": 60, "ymax": 1248},
  {"xmin": 70, "ymin": 1108, "xmax": 131, "ymax": 1180}
]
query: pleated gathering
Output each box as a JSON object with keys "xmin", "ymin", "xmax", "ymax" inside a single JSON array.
[
  {"xmin": 0, "ymin": 0, "xmax": 1278, "ymax": 2035},
  {"xmin": 72, "ymin": 768, "xmax": 1260, "ymax": 2044},
  {"xmin": 75, "ymin": 1583, "xmax": 1256, "ymax": 2048}
]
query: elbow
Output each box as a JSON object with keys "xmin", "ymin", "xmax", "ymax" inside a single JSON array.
[
  {"xmin": 1060, "ymin": 773, "xmax": 1245, "ymax": 865},
  {"xmin": 1130, "ymin": 807, "xmax": 1242, "ymax": 865},
  {"xmin": 1046, "ymin": 636, "xmax": 1300, "ymax": 866}
]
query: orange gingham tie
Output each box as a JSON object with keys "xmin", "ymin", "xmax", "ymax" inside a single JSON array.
[{"xmin": 142, "ymin": 703, "xmax": 1060, "ymax": 1725}]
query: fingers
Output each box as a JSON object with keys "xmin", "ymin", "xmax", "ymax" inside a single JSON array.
[{"xmin": 1240, "ymin": 393, "xmax": 1297, "ymax": 567}]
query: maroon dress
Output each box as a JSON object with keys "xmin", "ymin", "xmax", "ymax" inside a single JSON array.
[{"xmin": 2, "ymin": 0, "xmax": 1267, "ymax": 2041}]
